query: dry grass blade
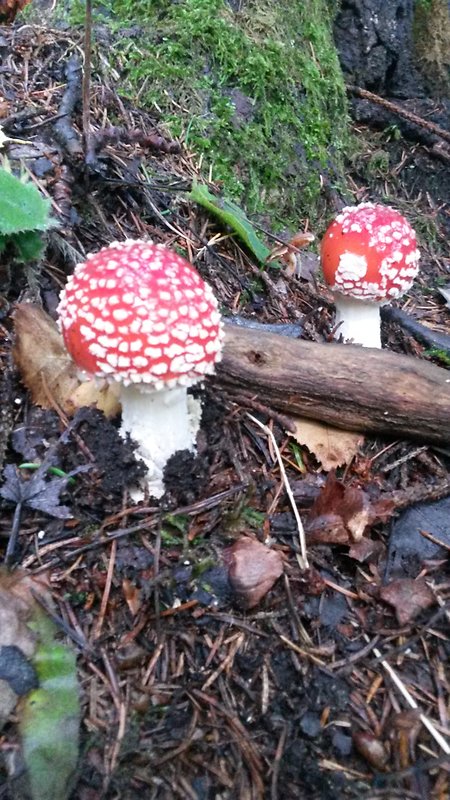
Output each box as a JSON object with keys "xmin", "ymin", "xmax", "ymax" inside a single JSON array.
[{"xmin": 247, "ymin": 413, "xmax": 309, "ymax": 570}]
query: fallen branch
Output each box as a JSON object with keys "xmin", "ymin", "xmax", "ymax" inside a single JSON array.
[
  {"xmin": 216, "ymin": 324, "xmax": 450, "ymax": 445},
  {"xmin": 347, "ymin": 85, "xmax": 450, "ymax": 145}
]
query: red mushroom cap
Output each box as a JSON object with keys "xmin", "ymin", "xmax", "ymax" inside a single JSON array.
[
  {"xmin": 57, "ymin": 240, "xmax": 224, "ymax": 388},
  {"xmin": 321, "ymin": 203, "xmax": 420, "ymax": 302}
]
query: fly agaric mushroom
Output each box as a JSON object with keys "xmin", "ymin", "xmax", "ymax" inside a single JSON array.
[
  {"xmin": 321, "ymin": 203, "xmax": 420, "ymax": 348},
  {"xmin": 57, "ymin": 240, "xmax": 224, "ymax": 498}
]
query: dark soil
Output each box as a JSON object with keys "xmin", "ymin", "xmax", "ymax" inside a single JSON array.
[{"xmin": 0, "ymin": 19, "xmax": 449, "ymax": 800}]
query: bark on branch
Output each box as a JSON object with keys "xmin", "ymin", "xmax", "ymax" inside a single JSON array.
[{"xmin": 216, "ymin": 324, "xmax": 450, "ymax": 445}]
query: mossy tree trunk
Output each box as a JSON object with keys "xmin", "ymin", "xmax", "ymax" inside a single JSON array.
[{"xmin": 413, "ymin": 0, "xmax": 450, "ymax": 97}]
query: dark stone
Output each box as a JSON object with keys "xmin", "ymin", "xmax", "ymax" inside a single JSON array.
[
  {"xmin": 332, "ymin": 730, "xmax": 353, "ymax": 757},
  {"xmin": 385, "ymin": 496, "xmax": 450, "ymax": 580},
  {"xmin": 300, "ymin": 711, "xmax": 322, "ymax": 738},
  {"xmin": 224, "ymin": 88, "xmax": 257, "ymax": 129},
  {"xmin": 31, "ymin": 157, "xmax": 54, "ymax": 178},
  {"xmin": 0, "ymin": 645, "xmax": 38, "ymax": 695}
]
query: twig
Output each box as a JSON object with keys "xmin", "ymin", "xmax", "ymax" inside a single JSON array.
[
  {"xmin": 270, "ymin": 723, "xmax": 288, "ymax": 800},
  {"xmin": 92, "ymin": 539, "xmax": 117, "ymax": 641},
  {"xmin": 153, "ymin": 522, "xmax": 162, "ymax": 639},
  {"xmin": 331, "ymin": 636, "xmax": 381, "ymax": 673},
  {"xmin": 278, "ymin": 634, "xmax": 327, "ymax": 666},
  {"xmin": 224, "ymin": 389, "xmax": 296, "ymax": 432},
  {"xmin": 83, "ymin": 0, "xmax": 93, "ymax": 160},
  {"xmin": 420, "ymin": 530, "xmax": 450, "ymax": 553},
  {"xmin": 365, "ymin": 635, "xmax": 450, "ymax": 756},
  {"xmin": 4, "ymin": 501, "xmax": 24, "ymax": 566},
  {"xmin": 246, "ymin": 413, "xmax": 309, "ymax": 570},
  {"xmin": 201, "ymin": 632, "xmax": 244, "ymax": 691}
]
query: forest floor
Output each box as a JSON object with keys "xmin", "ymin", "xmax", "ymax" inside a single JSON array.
[{"xmin": 0, "ymin": 21, "xmax": 450, "ymax": 800}]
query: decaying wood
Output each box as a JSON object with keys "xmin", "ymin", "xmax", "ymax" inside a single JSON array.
[{"xmin": 217, "ymin": 324, "xmax": 450, "ymax": 444}]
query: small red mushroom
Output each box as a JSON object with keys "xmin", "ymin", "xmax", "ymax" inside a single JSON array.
[
  {"xmin": 321, "ymin": 203, "xmax": 420, "ymax": 348},
  {"xmin": 57, "ymin": 240, "xmax": 224, "ymax": 498}
]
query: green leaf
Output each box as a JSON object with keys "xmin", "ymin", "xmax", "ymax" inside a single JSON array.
[
  {"xmin": 188, "ymin": 181, "xmax": 271, "ymax": 265},
  {"xmin": 20, "ymin": 608, "xmax": 80, "ymax": 800},
  {"xmin": 12, "ymin": 230, "xmax": 45, "ymax": 262},
  {"xmin": 0, "ymin": 168, "xmax": 51, "ymax": 236}
]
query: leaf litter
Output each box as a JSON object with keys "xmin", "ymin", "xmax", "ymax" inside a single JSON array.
[
  {"xmin": 0, "ymin": 17, "xmax": 448, "ymax": 800},
  {"xmin": 290, "ymin": 417, "xmax": 364, "ymax": 471}
]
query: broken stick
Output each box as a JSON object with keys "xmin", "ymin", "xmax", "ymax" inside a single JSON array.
[{"xmin": 217, "ymin": 324, "xmax": 450, "ymax": 445}]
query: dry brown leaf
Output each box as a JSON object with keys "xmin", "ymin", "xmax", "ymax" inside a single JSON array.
[
  {"xmin": 353, "ymin": 731, "xmax": 390, "ymax": 771},
  {"xmin": 122, "ymin": 578, "xmax": 141, "ymax": 617},
  {"xmin": 348, "ymin": 537, "xmax": 385, "ymax": 563},
  {"xmin": 13, "ymin": 304, "xmax": 120, "ymax": 417},
  {"xmin": 289, "ymin": 417, "xmax": 364, "ymax": 471},
  {"xmin": 0, "ymin": 570, "xmax": 51, "ymax": 727},
  {"xmin": 0, "ymin": 586, "xmax": 36, "ymax": 657},
  {"xmin": 0, "ymin": 0, "xmax": 32, "ymax": 23},
  {"xmin": 71, "ymin": 379, "xmax": 121, "ymax": 418},
  {"xmin": 0, "ymin": 100, "xmax": 10, "ymax": 119},
  {"xmin": 305, "ymin": 512, "xmax": 349, "ymax": 545},
  {"xmin": 379, "ymin": 577, "xmax": 435, "ymax": 625},
  {"xmin": 305, "ymin": 472, "xmax": 384, "ymax": 545},
  {"xmin": 223, "ymin": 536, "xmax": 284, "ymax": 609}
]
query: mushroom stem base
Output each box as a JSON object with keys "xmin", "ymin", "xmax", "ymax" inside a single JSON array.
[
  {"xmin": 120, "ymin": 384, "xmax": 199, "ymax": 499},
  {"xmin": 333, "ymin": 295, "xmax": 382, "ymax": 348}
]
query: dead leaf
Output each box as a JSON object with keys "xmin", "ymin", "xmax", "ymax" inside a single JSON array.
[
  {"xmin": 13, "ymin": 304, "xmax": 120, "ymax": 417},
  {"xmin": 223, "ymin": 536, "xmax": 284, "ymax": 609},
  {"xmin": 379, "ymin": 578, "xmax": 435, "ymax": 624},
  {"xmin": 0, "ymin": 590, "xmax": 36, "ymax": 658},
  {"xmin": 306, "ymin": 472, "xmax": 378, "ymax": 545},
  {"xmin": 305, "ymin": 512, "xmax": 349, "ymax": 545},
  {"xmin": 348, "ymin": 537, "xmax": 385, "ymax": 563},
  {"xmin": 353, "ymin": 731, "xmax": 390, "ymax": 771},
  {"xmin": 71, "ymin": 380, "xmax": 120, "ymax": 418},
  {"xmin": 0, "ymin": 0, "xmax": 32, "ymax": 23},
  {"xmin": 122, "ymin": 578, "xmax": 141, "ymax": 616},
  {"xmin": 1, "ymin": 461, "xmax": 90, "ymax": 519},
  {"xmin": 0, "ymin": 680, "xmax": 17, "ymax": 727},
  {"xmin": 0, "ymin": 570, "xmax": 52, "ymax": 727},
  {"xmin": 290, "ymin": 417, "xmax": 364, "ymax": 471},
  {"xmin": 343, "ymin": 486, "xmax": 373, "ymax": 541},
  {"xmin": 388, "ymin": 711, "xmax": 422, "ymax": 771},
  {"xmin": 115, "ymin": 644, "xmax": 147, "ymax": 671}
]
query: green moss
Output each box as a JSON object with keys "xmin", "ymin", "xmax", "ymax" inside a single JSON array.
[
  {"xmin": 72, "ymin": 0, "xmax": 351, "ymax": 225},
  {"xmin": 425, "ymin": 348, "xmax": 450, "ymax": 366}
]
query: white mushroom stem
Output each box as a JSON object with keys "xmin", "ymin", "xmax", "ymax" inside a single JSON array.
[
  {"xmin": 119, "ymin": 384, "xmax": 201, "ymax": 499},
  {"xmin": 333, "ymin": 293, "xmax": 382, "ymax": 349}
]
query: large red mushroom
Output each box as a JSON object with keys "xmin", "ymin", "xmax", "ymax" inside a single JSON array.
[
  {"xmin": 57, "ymin": 240, "xmax": 224, "ymax": 498},
  {"xmin": 321, "ymin": 203, "xmax": 420, "ymax": 348}
]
